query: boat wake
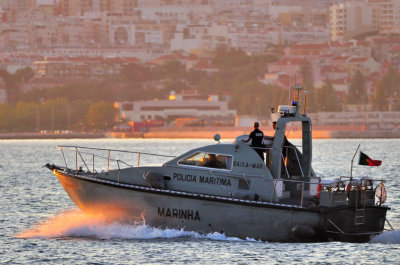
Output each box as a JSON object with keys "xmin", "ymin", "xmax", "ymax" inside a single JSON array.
[
  {"xmin": 17, "ymin": 209, "xmax": 254, "ymax": 242},
  {"xmin": 370, "ymin": 230, "xmax": 400, "ymax": 244}
]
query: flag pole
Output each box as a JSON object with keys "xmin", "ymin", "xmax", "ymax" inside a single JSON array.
[{"xmin": 350, "ymin": 144, "xmax": 361, "ymax": 181}]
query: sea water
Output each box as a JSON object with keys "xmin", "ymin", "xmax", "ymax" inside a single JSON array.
[{"xmin": 1, "ymin": 139, "xmax": 400, "ymax": 264}]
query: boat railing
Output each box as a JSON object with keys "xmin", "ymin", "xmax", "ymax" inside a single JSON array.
[
  {"xmin": 56, "ymin": 145, "xmax": 176, "ymax": 179},
  {"xmin": 251, "ymin": 145, "xmax": 305, "ymax": 179},
  {"xmin": 270, "ymin": 176, "xmax": 386, "ymax": 208}
]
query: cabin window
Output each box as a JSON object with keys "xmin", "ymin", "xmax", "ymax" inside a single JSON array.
[{"xmin": 178, "ymin": 152, "xmax": 232, "ymax": 170}]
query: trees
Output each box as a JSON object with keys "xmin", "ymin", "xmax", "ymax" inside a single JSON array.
[
  {"xmin": 299, "ymin": 59, "xmax": 313, "ymax": 86},
  {"xmin": 374, "ymin": 80, "xmax": 388, "ymax": 111},
  {"xmin": 121, "ymin": 63, "xmax": 152, "ymax": 82},
  {"xmin": 316, "ymin": 80, "xmax": 341, "ymax": 111},
  {"xmin": 230, "ymin": 81, "xmax": 281, "ymax": 116},
  {"xmin": 0, "ymin": 103, "xmax": 16, "ymax": 131},
  {"xmin": 0, "ymin": 67, "xmax": 34, "ymax": 103},
  {"xmin": 347, "ymin": 70, "xmax": 366, "ymax": 104},
  {"xmin": 15, "ymin": 101, "xmax": 36, "ymax": 131},
  {"xmin": 212, "ymin": 48, "xmax": 251, "ymax": 70},
  {"xmin": 0, "ymin": 99, "xmax": 120, "ymax": 132},
  {"xmin": 373, "ymin": 66, "xmax": 400, "ymax": 110},
  {"xmin": 39, "ymin": 98, "xmax": 69, "ymax": 130},
  {"xmin": 298, "ymin": 59, "xmax": 323, "ymax": 113},
  {"xmin": 87, "ymin": 101, "xmax": 118, "ymax": 130}
]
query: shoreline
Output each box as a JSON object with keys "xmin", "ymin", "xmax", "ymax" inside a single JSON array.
[{"xmin": 1, "ymin": 127, "xmax": 400, "ymax": 139}]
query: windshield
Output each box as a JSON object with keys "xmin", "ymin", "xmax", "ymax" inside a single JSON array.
[{"xmin": 178, "ymin": 152, "xmax": 232, "ymax": 170}]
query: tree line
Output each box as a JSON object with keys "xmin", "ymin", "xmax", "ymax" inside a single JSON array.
[{"xmin": 0, "ymin": 99, "xmax": 117, "ymax": 132}]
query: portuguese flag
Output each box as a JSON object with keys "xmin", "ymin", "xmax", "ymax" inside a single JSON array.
[{"xmin": 359, "ymin": 151, "xmax": 382, "ymax": 166}]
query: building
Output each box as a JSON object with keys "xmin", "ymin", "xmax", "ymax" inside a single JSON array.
[
  {"xmin": 329, "ymin": 1, "xmax": 375, "ymax": 41},
  {"xmin": 373, "ymin": 0, "xmax": 400, "ymax": 35},
  {"xmin": 116, "ymin": 92, "xmax": 236, "ymax": 122}
]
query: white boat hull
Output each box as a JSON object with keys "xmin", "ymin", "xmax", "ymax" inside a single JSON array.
[{"xmin": 55, "ymin": 170, "xmax": 323, "ymax": 242}]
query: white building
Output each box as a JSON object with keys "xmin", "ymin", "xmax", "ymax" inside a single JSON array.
[
  {"xmin": 329, "ymin": 1, "xmax": 375, "ymax": 41},
  {"xmin": 375, "ymin": 0, "xmax": 400, "ymax": 35},
  {"xmin": 171, "ymin": 23, "xmax": 228, "ymax": 53},
  {"xmin": 116, "ymin": 94, "xmax": 236, "ymax": 122},
  {"xmin": 139, "ymin": 6, "xmax": 212, "ymax": 22}
]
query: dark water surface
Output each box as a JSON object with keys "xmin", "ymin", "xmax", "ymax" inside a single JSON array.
[{"xmin": 1, "ymin": 139, "xmax": 400, "ymax": 264}]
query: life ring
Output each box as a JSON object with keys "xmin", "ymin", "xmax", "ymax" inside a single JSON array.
[{"xmin": 346, "ymin": 183, "xmax": 351, "ymax": 197}]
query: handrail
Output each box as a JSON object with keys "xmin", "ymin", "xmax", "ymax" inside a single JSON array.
[
  {"xmin": 57, "ymin": 145, "xmax": 176, "ymax": 158},
  {"xmin": 339, "ymin": 175, "xmax": 385, "ymax": 182},
  {"xmin": 57, "ymin": 146, "xmax": 162, "ymax": 182},
  {"xmin": 251, "ymin": 144, "xmax": 305, "ymax": 179}
]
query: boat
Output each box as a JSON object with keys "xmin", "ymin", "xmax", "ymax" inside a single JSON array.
[{"xmin": 45, "ymin": 86, "xmax": 391, "ymax": 242}]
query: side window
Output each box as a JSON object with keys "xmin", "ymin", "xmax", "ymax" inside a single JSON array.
[
  {"xmin": 178, "ymin": 152, "xmax": 232, "ymax": 170},
  {"xmin": 178, "ymin": 152, "xmax": 206, "ymax": 166}
]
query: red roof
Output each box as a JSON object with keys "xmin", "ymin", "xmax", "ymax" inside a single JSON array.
[
  {"xmin": 105, "ymin": 57, "xmax": 125, "ymax": 63},
  {"xmin": 293, "ymin": 43, "xmax": 329, "ymax": 50},
  {"xmin": 123, "ymin": 57, "xmax": 141, "ymax": 63},
  {"xmin": 187, "ymin": 54, "xmax": 199, "ymax": 61},
  {"xmin": 321, "ymin": 65, "xmax": 345, "ymax": 73},
  {"xmin": 333, "ymin": 55, "xmax": 350, "ymax": 61},
  {"xmin": 372, "ymin": 37, "xmax": 400, "ymax": 45},
  {"xmin": 46, "ymin": 56, "xmax": 66, "ymax": 62},
  {"xmin": 193, "ymin": 59, "xmax": 217, "ymax": 70},
  {"xmin": 276, "ymin": 57, "xmax": 303, "ymax": 65},
  {"xmin": 390, "ymin": 44, "xmax": 400, "ymax": 53},
  {"xmin": 154, "ymin": 54, "xmax": 177, "ymax": 61},
  {"xmin": 65, "ymin": 56, "xmax": 102, "ymax": 62},
  {"xmin": 174, "ymin": 53, "xmax": 186, "ymax": 59},
  {"xmin": 383, "ymin": 60, "xmax": 391, "ymax": 68},
  {"xmin": 356, "ymin": 40, "xmax": 370, "ymax": 47}
]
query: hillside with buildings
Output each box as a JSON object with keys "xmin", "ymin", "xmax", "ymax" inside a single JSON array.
[{"xmin": 0, "ymin": 0, "xmax": 399, "ymax": 136}]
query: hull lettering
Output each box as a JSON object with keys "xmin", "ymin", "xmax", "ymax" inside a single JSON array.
[
  {"xmin": 157, "ymin": 207, "xmax": 200, "ymax": 221},
  {"xmin": 199, "ymin": 176, "xmax": 231, "ymax": 186}
]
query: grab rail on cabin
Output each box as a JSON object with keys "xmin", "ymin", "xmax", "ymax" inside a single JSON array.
[
  {"xmin": 56, "ymin": 145, "xmax": 176, "ymax": 182},
  {"xmin": 251, "ymin": 145, "xmax": 305, "ymax": 179},
  {"xmin": 270, "ymin": 177, "xmax": 386, "ymax": 208}
]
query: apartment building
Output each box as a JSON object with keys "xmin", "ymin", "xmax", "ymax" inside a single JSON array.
[
  {"xmin": 330, "ymin": 1, "xmax": 375, "ymax": 41},
  {"xmin": 373, "ymin": 0, "xmax": 400, "ymax": 35}
]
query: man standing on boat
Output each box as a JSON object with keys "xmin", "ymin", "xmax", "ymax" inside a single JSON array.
[{"xmin": 243, "ymin": 122, "xmax": 264, "ymax": 161}]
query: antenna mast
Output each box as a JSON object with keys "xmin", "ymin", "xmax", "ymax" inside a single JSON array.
[{"xmin": 350, "ymin": 145, "xmax": 361, "ymax": 181}]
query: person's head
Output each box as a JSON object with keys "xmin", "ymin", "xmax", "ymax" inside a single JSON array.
[
  {"xmin": 272, "ymin": 121, "xmax": 277, "ymax": 130},
  {"xmin": 253, "ymin": 122, "xmax": 259, "ymax": 129},
  {"xmin": 208, "ymin": 154, "xmax": 216, "ymax": 160}
]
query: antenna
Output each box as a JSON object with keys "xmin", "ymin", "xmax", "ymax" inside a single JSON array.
[
  {"xmin": 303, "ymin": 90, "xmax": 309, "ymax": 114},
  {"xmin": 350, "ymin": 144, "xmax": 361, "ymax": 181}
]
